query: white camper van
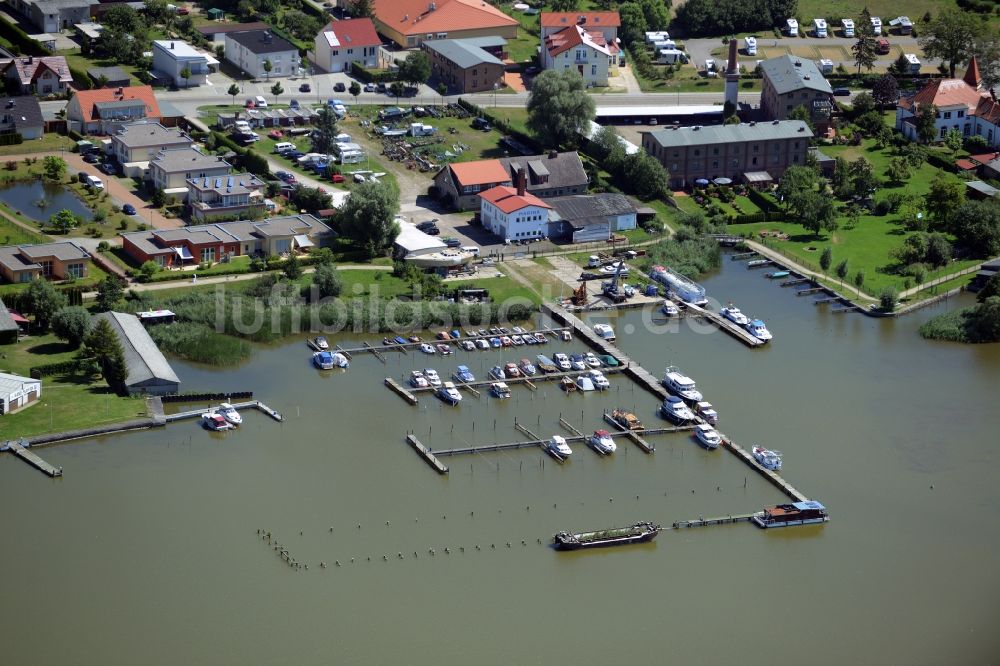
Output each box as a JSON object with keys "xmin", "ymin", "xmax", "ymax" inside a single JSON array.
[
  {"xmin": 813, "ymin": 18, "xmax": 827, "ymax": 38},
  {"xmin": 841, "ymin": 18, "xmax": 854, "ymax": 37},
  {"xmin": 785, "ymin": 18, "xmax": 799, "ymax": 36},
  {"xmin": 745, "ymin": 36, "xmax": 757, "ymax": 56},
  {"xmin": 870, "ymin": 16, "xmax": 882, "ymax": 35}
]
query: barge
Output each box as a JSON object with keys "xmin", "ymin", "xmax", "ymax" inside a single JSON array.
[
  {"xmin": 752, "ymin": 501, "xmax": 828, "ymax": 528},
  {"xmin": 553, "ymin": 522, "xmax": 661, "ymax": 550}
]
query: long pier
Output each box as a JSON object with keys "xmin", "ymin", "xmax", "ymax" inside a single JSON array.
[
  {"xmin": 406, "ymin": 434, "xmax": 448, "ymax": 474},
  {"xmin": 335, "ymin": 327, "xmax": 572, "ymax": 356},
  {"xmin": 163, "ymin": 400, "xmax": 284, "ymax": 423},
  {"xmin": 402, "ymin": 365, "xmax": 629, "ymax": 393},
  {"xmin": 673, "ymin": 514, "xmax": 754, "ymax": 528},
  {"xmin": 678, "ymin": 302, "xmax": 765, "ymax": 348},
  {"xmin": 2, "ymin": 439, "xmax": 63, "ymax": 477}
]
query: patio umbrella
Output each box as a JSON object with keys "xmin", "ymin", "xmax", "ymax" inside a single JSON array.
[
  {"xmin": 694, "ymin": 178, "xmax": 710, "ymax": 186},
  {"xmin": 713, "ymin": 177, "xmax": 732, "ymax": 185}
]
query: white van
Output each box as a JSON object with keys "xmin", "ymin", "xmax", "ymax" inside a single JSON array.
[
  {"xmin": 273, "ymin": 141, "xmax": 294, "ymax": 153},
  {"xmin": 813, "ymin": 18, "xmax": 827, "ymax": 38},
  {"xmin": 870, "ymin": 16, "xmax": 882, "ymax": 35},
  {"xmin": 841, "ymin": 18, "xmax": 855, "ymax": 37},
  {"xmin": 461, "ymin": 246, "xmax": 480, "ymax": 256},
  {"xmin": 786, "ymin": 18, "xmax": 799, "ymax": 36},
  {"xmin": 85, "ymin": 174, "xmax": 104, "ymax": 190},
  {"xmin": 745, "ymin": 36, "xmax": 757, "ymax": 56}
]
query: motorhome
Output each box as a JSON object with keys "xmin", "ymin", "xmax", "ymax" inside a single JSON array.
[
  {"xmin": 785, "ymin": 18, "xmax": 799, "ymax": 36},
  {"xmin": 744, "ymin": 36, "xmax": 757, "ymax": 56},
  {"xmin": 841, "ymin": 18, "xmax": 854, "ymax": 37},
  {"xmin": 656, "ymin": 49, "xmax": 688, "ymax": 65},
  {"xmin": 904, "ymin": 53, "xmax": 921, "ymax": 74},
  {"xmin": 871, "ymin": 16, "xmax": 882, "ymax": 35},
  {"xmin": 817, "ymin": 59, "xmax": 834, "ymax": 74},
  {"xmin": 813, "ymin": 18, "xmax": 827, "ymax": 38}
]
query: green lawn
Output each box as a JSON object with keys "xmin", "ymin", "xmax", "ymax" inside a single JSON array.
[
  {"xmin": 499, "ymin": 3, "xmax": 541, "ymax": 64},
  {"xmin": 450, "ymin": 274, "xmax": 542, "ymax": 304},
  {"xmin": 0, "ymin": 334, "xmax": 147, "ymax": 438},
  {"xmin": 0, "ymin": 134, "xmax": 74, "ymax": 157}
]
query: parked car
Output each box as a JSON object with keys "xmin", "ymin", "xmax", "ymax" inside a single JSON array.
[
  {"xmin": 443, "ymin": 237, "xmax": 462, "ymax": 248},
  {"xmin": 832, "ymin": 87, "xmax": 851, "ymax": 96},
  {"xmin": 99, "ymin": 163, "xmax": 116, "ymax": 175},
  {"xmin": 299, "ymin": 83, "xmax": 311, "ymax": 92},
  {"xmin": 423, "ymin": 226, "xmax": 441, "ymax": 236},
  {"xmin": 364, "ymin": 82, "xmax": 376, "ymax": 92},
  {"xmin": 268, "ymin": 130, "xmax": 283, "ymax": 139},
  {"xmin": 376, "ymin": 82, "xmax": 387, "ymax": 93},
  {"xmin": 472, "ymin": 117, "xmax": 491, "ymax": 131},
  {"xmin": 416, "ymin": 220, "xmax": 439, "ymax": 231},
  {"xmin": 330, "ymin": 173, "xmax": 345, "ymax": 183},
  {"xmin": 245, "ymin": 98, "xmax": 255, "ymax": 108},
  {"xmin": 333, "ymin": 82, "xmax": 346, "ymax": 92},
  {"xmin": 122, "ymin": 203, "xmax": 136, "ymax": 215},
  {"xmin": 285, "ymin": 150, "xmax": 304, "ymax": 160},
  {"xmin": 254, "ymin": 95, "xmax": 268, "ymax": 108},
  {"xmin": 83, "ymin": 153, "xmax": 100, "ymax": 163}
]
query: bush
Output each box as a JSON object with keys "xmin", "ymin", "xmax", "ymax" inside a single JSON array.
[
  {"xmin": 878, "ymin": 287, "xmax": 898, "ymax": 312},
  {"xmin": 147, "ymin": 322, "xmax": 252, "ymax": 366},
  {"xmin": 139, "ymin": 260, "xmax": 160, "ymax": 281}
]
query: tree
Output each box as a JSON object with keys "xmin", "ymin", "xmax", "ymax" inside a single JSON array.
[
  {"xmin": 51, "ymin": 306, "xmax": 91, "ymax": 348},
  {"xmin": 95, "ymin": 274, "xmax": 126, "ymax": 312},
  {"xmin": 282, "ymin": 10, "xmax": 321, "ymax": 41},
  {"xmin": 787, "ymin": 104, "xmax": 814, "ymax": 132},
  {"xmin": 102, "ymin": 4, "xmax": 143, "ymax": 34},
  {"xmin": 851, "ymin": 92, "xmax": 876, "ymax": 117},
  {"xmin": 637, "ymin": 0, "xmax": 670, "ymax": 31},
  {"xmin": 878, "ymin": 287, "xmax": 898, "ymax": 312},
  {"xmin": 852, "ymin": 11, "xmax": 877, "ymax": 73},
  {"xmin": 850, "ymin": 157, "xmax": 878, "ymax": 198},
  {"xmin": 944, "ymin": 127, "xmax": 963, "ymax": 152},
  {"xmin": 283, "ymin": 251, "xmax": 302, "ymax": 279},
  {"xmin": 310, "ymin": 106, "xmax": 339, "ymax": 155},
  {"xmin": 919, "ymin": 11, "xmax": 982, "ymax": 78},
  {"xmin": 144, "ymin": 0, "xmax": 171, "ymax": 24},
  {"xmin": 619, "ymin": 2, "xmax": 649, "ymax": 45},
  {"xmin": 25, "ymin": 279, "xmax": 67, "ymax": 331},
  {"xmin": 48, "ymin": 208, "xmax": 79, "ymax": 233},
  {"xmin": 43, "ymin": 156, "xmax": 66, "ymax": 181},
  {"xmin": 874, "ymin": 126, "xmax": 894, "ymax": 150},
  {"xmin": 675, "ymin": 0, "xmax": 798, "ymax": 36},
  {"xmin": 950, "ymin": 199, "xmax": 1000, "ymax": 257},
  {"xmin": 925, "ymin": 232, "xmax": 952, "ymax": 267},
  {"xmin": 348, "ymin": 0, "xmax": 373, "ymax": 18},
  {"xmin": 887, "ymin": 157, "xmax": 911, "ymax": 184},
  {"xmin": 349, "ymin": 80, "xmax": 361, "ymax": 105},
  {"xmin": 820, "ymin": 246, "xmax": 833, "ymax": 274},
  {"xmin": 85, "ymin": 317, "xmax": 128, "ymax": 393},
  {"xmin": 792, "ymin": 191, "xmax": 838, "ymax": 237},
  {"xmin": 262, "ymin": 58, "xmax": 272, "ymax": 81},
  {"xmin": 288, "ymin": 185, "xmax": 333, "ymax": 213},
  {"xmin": 872, "ymin": 74, "xmax": 899, "ymax": 111},
  {"xmin": 337, "ymin": 180, "xmax": 401, "ymax": 257},
  {"xmin": 313, "ymin": 262, "xmax": 342, "ymax": 298},
  {"xmin": 835, "ymin": 258, "xmax": 849, "ymax": 287},
  {"xmin": 179, "ymin": 66, "xmax": 192, "ymax": 89},
  {"xmin": 776, "ymin": 165, "xmax": 818, "ymax": 204},
  {"xmin": 435, "ymin": 81, "xmax": 447, "ymax": 104},
  {"xmin": 389, "ymin": 81, "xmax": 405, "ymax": 101},
  {"xmin": 622, "ymin": 152, "xmax": 669, "ymax": 200},
  {"xmin": 397, "ymin": 51, "xmax": 431, "ymax": 88},
  {"xmin": 925, "ymin": 175, "xmax": 965, "ymax": 227},
  {"xmin": 965, "ymin": 296, "xmax": 1000, "ymax": 343},
  {"xmin": 227, "ymin": 83, "xmax": 241, "ymax": 105},
  {"xmin": 139, "ymin": 260, "xmax": 159, "ymax": 280},
  {"xmin": 853, "ymin": 270, "xmax": 865, "ymax": 297},
  {"xmin": 549, "ymin": 0, "xmax": 580, "ymax": 10},
  {"xmin": 526, "ymin": 69, "xmax": 596, "ymax": 149},
  {"xmin": 977, "ymin": 273, "xmax": 1000, "ymax": 302},
  {"xmin": 270, "ymin": 81, "xmax": 283, "ymax": 105},
  {"xmin": 831, "ymin": 157, "xmax": 851, "ymax": 196}
]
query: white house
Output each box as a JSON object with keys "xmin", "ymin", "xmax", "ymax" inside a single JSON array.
[
  {"xmin": 0, "ymin": 371, "xmax": 41, "ymax": 415},
  {"xmin": 151, "ymin": 40, "xmax": 216, "ymax": 88},
  {"xmin": 541, "ymin": 23, "xmax": 619, "ymax": 87},
  {"xmin": 224, "ymin": 29, "xmax": 299, "ymax": 79},
  {"xmin": 313, "ymin": 18, "xmax": 380, "ymax": 73},
  {"xmin": 478, "ymin": 171, "xmax": 552, "ymax": 242}
]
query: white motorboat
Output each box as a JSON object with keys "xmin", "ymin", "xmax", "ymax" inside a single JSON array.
[
  {"xmin": 410, "ymin": 370, "xmax": 430, "ymax": 388},
  {"xmin": 753, "ymin": 445, "xmax": 782, "ymax": 471},
  {"xmin": 695, "ymin": 401, "xmax": 718, "ymax": 424},
  {"xmin": 660, "ymin": 396, "xmax": 694, "ymax": 424},
  {"xmin": 745, "ymin": 319, "xmax": 773, "ymax": 342},
  {"xmin": 584, "ymin": 352, "xmax": 601, "ymax": 368},
  {"xmin": 313, "ymin": 336, "xmax": 329, "ymax": 350},
  {"xmin": 694, "ymin": 424, "xmax": 721, "ymax": 449},
  {"xmin": 423, "ymin": 368, "xmax": 442, "ymax": 387},
  {"xmin": 592, "ymin": 323, "xmax": 616, "ymax": 341},
  {"xmin": 420, "ymin": 343, "xmax": 436, "ymax": 354},
  {"xmin": 589, "ymin": 429, "xmax": 617, "ymax": 454},
  {"xmin": 218, "ymin": 403, "xmax": 242, "ymax": 426},
  {"xmin": 490, "ymin": 382, "xmax": 511, "ymax": 399},
  {"xmin": 202, "ymin": 412, "xmax": 233, "ymax": 431},
  {"xmin": 720, "ymin": 305, "xmax": 750, "ymax": 326},
  {"xmin": 569, "ymin": 354, "xmax": 587, "ymax": 371},
  {"xmin": 553, "ymin": 353, "xmax": 572, "ymax": 371},
  {"xmin": 588, "ymin": 369, "xmax": 610, "ymax": 390},
  {"xmin": 511, "ymin": 335, "xmax": 525, "ymax": 346},
  {"xmin": 600, "ymin": 262, "xmax": 629, "ymax": 275},
  {"xmin": 489, "ymin": 365, "xmax": 506, "ymax": 380},
  {"xmin": 560, "ymin": 330, "xmax": 572, "ymax": 342},
  {"xmin": 460, "ymin": 340, "xmax": 475, "ymax": 351},
  {"xmin": 437, "ymin": 382, "xmax": 462, "ymax": 405},
  {"xmin": 519, "ymin": 359, "xmax": 537, "ymax": 376},
  {"xmin": 661, "ymin": 299, "xmax": 679, "ymax": 316},
  {"xmin": 576, "ymin": 376, "xmax": 595, "ymax": 391},
  {"xmin": 330, "ymin": 352, "xmax": 349, "ymax": 368},
  {"xmin": 535, "ymin": 332, "xmax": 547, "ymax": 344},
  {"xmin": 474, "ymin": 338, "xmax": 490, "ymax": 350},
  {"xmin": 663, "ymin": 366, "xmax": 703, "ymax": 402},
  {"xmin": 547, "ymin": 435, "xmax": 573, "ymax": 457}
]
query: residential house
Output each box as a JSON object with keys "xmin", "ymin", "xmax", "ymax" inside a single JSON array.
[
  {"xmin": 313, "ymin": 18, "xmax": 381, "ymax": 73},
  {"xmin": 0, "ymin": 55, "xmax": 72, "ymax": 95},
  {"xmin": 0, "ymin": 95, "xmax": 44, "ymax": 140},
  {"xmin": 759, "ymin": 55, "xmax": 833, "ymax": 127},
  {"xmin": 224, "ymin": 29, "xmax": 299, "ymax": 79},
  {"xmin": 422, "ymin": 37, "xmax": 505, "ymax": 94},
  {"xmin": 8, "ymin": 0, "xmax": 97, "ymax": 33},
  {"xmin": 66, "ymin": 85, "xmax": 161, "ymax": 135},
  {"xmin": 547, "ymin": 193, "xmax": 635, "ymax": 243},
  {"xmin": 149, "ymin": 147, "xmax": 230, "ymax": 200},
  {"xmin": 187, "ymin": 173, "xmax": 266, "ymax": 222},
  {"xmin": 93, "ymin": 312, "xmax": 180, "ymax": 396},
  {"xmin": 372, "ymin": 0, "xmax": 518, "ymax": 48},
  {"xmin": 120, "ymin": 214, "xmax": 333, "ymax": 267},
  {"xmin": 74, "ymin": 21, "xmax": 103, "ymax": 48},
  {"xmin": 0, "ymin": 298, "xmax": 21, "ymax": 344},
  {"xmin": 541, "ymin": 23, "xmax": 620, "ymax": 87},
  {"xmin": 152, "ymin": 40, "xmax": 216, "ymax": 88},
  {"xmin": 111, "ymin": 121, "xmax": 193, "ymax": 178},
  {"xmin": 195, "ymin": 21, "xmax": 270, "ymax": 44},
  {"xmin": 433, "ymin": 151, "xmax": 588, "ymax": 209},
  {"xmin": 0, "ymin": 372, "xmax": 41, "ymax": 415},
  {"xmin": 0, "ymin": 241, "xmax": 91, "ymax": 283},
  {"xmin": 896, "ymin": 58, "xmax": 1000, "ymax": 146},
  {"xmin": 87, "ymin": 66, "xmax": 130, "ymax": 88},
  {"xmin": 540, "ymin": 11, "xmax": 619, "ymax": 42},
  {"xmin": 642, "ymin": 120, "xmax": 814, "ymax": 189},
  {"xmin": 433, "ymin": 159, "xmax": 513, "ymax": 210},
  {"xmin": 478, "ymin": 171, "xmax": 552, "ymax": 241}
]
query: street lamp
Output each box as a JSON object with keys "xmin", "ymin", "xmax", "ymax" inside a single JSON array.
[{"xmin": 493, "ymin": 82, "xmax": 499, "ymax": 108}]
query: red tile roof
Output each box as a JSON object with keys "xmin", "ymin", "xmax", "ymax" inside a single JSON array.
[
  {"xmin": 323, "ymin": 18, "xmax": 381, "ymax": 48},
  {"xmin": 975, "ymin": 95, "xmax": 1000, "ymax": 125},
  {"xmin": 955, "ymin": 158, "xmax": 977, "ymax": 171},
  {"xmin": 545, "ymin": 24, "xmax": 618, "ymax": 58},
  {"xmin": 374, "ymin": 0, "xmax": 517, "ymax": 37},
  {"xmin": 449, "ymin": 159, "xmax": 511, "ymax": 187},
  {"xmin": 898, "ymin": 78, "xmax": 982, "ymax": 113},
  {"xmin": 541, "ymin": 11, "xmax": 620, "ymax": 28},
  {"xmin": 73, "ymin": 85, "xmax": 160, "ymax": 122},
  {"xmin": 479, "ymin": 185, "xmax": 551, "ymax": 213},
  {"xmin": 964, "ymin": 55, "xmax": 982, "ymax": 89}
]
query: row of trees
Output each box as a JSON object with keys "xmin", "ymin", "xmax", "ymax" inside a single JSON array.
[{"xmin": 676, "ymin": 0, "xmax": 797, "ymax": 37}]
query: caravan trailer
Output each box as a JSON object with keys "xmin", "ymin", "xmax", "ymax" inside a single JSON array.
[
  {"xmin": 870, "ymin": 16, "xmax": 882, "ymax": 35},
  {"xmin": 652, "ymin": 39, "xmax": 677, "ymax": 50},
  {"xmin": 813, "ymin": 18, "xmax": 827, "ymax": 37},
  {"xmin": 656, "ymin": 49, "xmax": 688, "ymax": 65},
  {"xmin": 745, "ymin": 36, "xmax": 757, "ymax": 56},
  {"xmin": 645, "ymin": 31, "xmax": 670, "ymax": 44},
  {"xmin": 785, "ymin": 18, "xmax": 799, "ymax": 36},
  {"xmin": 841, "ymin": 18, "xmax": 854, "ymax": 37},
  {"xmin": 817, "ymin": 59, "xmax": 834, "ymax": 74}
]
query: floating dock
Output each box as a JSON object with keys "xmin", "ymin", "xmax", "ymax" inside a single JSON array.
[
  {"xmin": 673, "ymin": 514, "xmax": 754, "ymax": 528},
  {"xmin": 336, "ymin": 327, "xmax": 572, "ymax": 356},
  {"xmin": 678, "ymin": 303, "xmax": 765, "ymax": 348},
  {"xmin": 2, "ymin": 439, "xmax": 62, "ymax": 477},
  {"xmin": 406, "ymin": 434, "xmax": 448, "ymax": 474},
  {"xmin": 385, "ymin": 377, "xmax": 418, "ymax": 405},
  {"xmin": 422, "ymin": 424, "xmax": 692, "ymax": 458},
  {"xmin": 163, "ymin": 401, "xmax": 283, "ymax": 423}
]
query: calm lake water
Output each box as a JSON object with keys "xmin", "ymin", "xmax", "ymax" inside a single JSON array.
[
  {"xmin": 0, "ymin": 179, "xmax": 93, "ymax": 224},
  {"xmin": 2, "ymin": 257, "xmax": 999, "ymax": 664}
]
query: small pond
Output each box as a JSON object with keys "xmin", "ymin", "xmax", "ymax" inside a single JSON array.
[{"xmin": 0, "ymin": 179, "xmax": 93, "ymax": 223}]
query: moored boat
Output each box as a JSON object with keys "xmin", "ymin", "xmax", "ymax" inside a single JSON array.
[
  {"xmin": 693, "ymin": 423, "xmax": 721, "ymax": 449},
  {"xmin": 744, "ymin": 319, "xmax": 773, "ymax": 342},
  {"xmin": 503, "ymin": 362, "xmax": 521, "ymax": 378},
  {"xmin": 547, "ymin": 435, "xmax": 573, "ymax": 457},
  {"xmin": 453, "ymin": 365, "xmax": 475, "ymax": 383},
  {"xmin": 489, "ymin": 365, "xmax": 506, "ymax": 380},
  {"xmin": 420, "ymin": 343, "xmax": 436, "ymax": 354},
  {"xmin": 536, "ymin": 355, "xmax": 558, "ymax": 373},
  {"xmin": 661, "ymin": 299, "xmax": 679, "ymax": 316},
  {"xmin": 649, "ymin": 265, "xmax": 707, "ymax": 306},
  {"xmin": 720, "ymin": 305, "xmax": 750, "ymax": 326},
  {"xmin": 534, "ymin": 332, "xmax": 547, "ymax": 344},
  {"xmin": 746, "ymin": 258, "xmax": 770, "ymax": 268},
  {"xmin": 475, "ymin": 338, "xmax": 490, "ymax": 350},
  {"xmin": 436, "ymin": 343, "xmax": 453, "ymax": 355},
  {"xmin": 588, "ymin": 369, "xmax": 609, "ymax": 390},
  {"xmin": 560, "ymin": 376, "xmax": 577, "ymax": 392},
  {"xmin": 694, "ymin": 401, "xmax": 718, "ymax": 424},
  {"xmin": 330, "ymin": 352, "xmax": 349, "ymax": 368},
  {"xmin": 752, "ymin": 445, "xmax": 782, "ymax": 471},
  {"xmin": 409, "ymin": 370, "xmax": 429, "ymax": 388},
  {"xmin": 219, "ymin": 403, "xmax": 242, "ymax": 426},
  {"xmin": 202, "ymin": 412, "xmax": 233, "ymax": 431},
  {"xmin": 592, "ymin": 323, "xmax": 615, "ymax": 341},
  {"xmin": 584, "ymin": 352, "xmax": 601, "ymax": 368},
  {"xmin": 560, "ymin": 330, "xmax": 572, "ymax": 342},
  {"xmin": 553, "ymin": 353, "xmax": 572, "ymax": 371},
  {"xmin": 611, "ymin": 408, "xmax": 643, "ymax": 431},
  {"xmin": 313, "ymin": 336, "xmax": 329, "ymax": 350},
  {"xmin": 588, "ymin": 429, "xmax": 616, "ymax": 454},
  {"xmin": 575, "ymin": 376, "xmax": 595, "ymax": 391},
  {"xmin": 490, "ymin": 382, "xmax": 511, "ymax": 399},
  {"xmin": 765, "ymin": 270, "xmax": 790, "ymax": 279},
  {"xmin": 553, "ymin": 522, "xmax": 661, "ymax": 550},
  {"xmin": 460, "ymin": 340, "xmax": 475, "ymax": 351},
  {"xmin": 313, "ymin": 351, "xmax": 335, "ymax": 369},
  {"xmin": 519, "ymin": 358, "xmax": 537, "ymax": 376},
  {"xmin": 752, "ymin": 501, "xmax": 828, "ymax": 528},
  {"xmin": 663, "ymin": 366, "xmax": 703, "ymax": 402},
  {"xmin": 437, "ymin": 382, "xmax": 462, "ymax": 405},
  {"xmin": 423, "ymin": 368, "xmax": 442, "ymax": 386},
  {"xmin": 661, "ymin": 396, "xmax": 694, "ymax": 424}
]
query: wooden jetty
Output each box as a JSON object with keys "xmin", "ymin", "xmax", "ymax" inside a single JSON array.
[
  {"xmin": 3, "ymin": 439, "xmax": 62, "ymax": 477},
  {"xmin": 405, "ymin": 434, "xmax": 448, "ymax": 474},
  {"xmin": 335, "ymin": 344, "xmax": 353, "ymax": 360},
  {"xmin": 721, "ymin": 438, "xmax": 808, "ymax": 502},
  {"xmin": 780, "ymin": 277, "xmax": 812, "ymax": 287},
  {"xmin": 813, "ymin": 296, "xmax": 841, "ymax": 305},
  {"xmin": 426, "ymin": 425, "xmax": 691, "ymax": 459},
  {"xmin": 385, "ymin": 377, "xmax": 418, "ymax": 405},
  {"xmin": 730, "ymin": 251, "xmax": 757, "ymax": 261},
  {"xmin": 673, "ymin": 514, "xmax": 754, "ymax": 528},
  {"xmin": 796, "ymin": 287, "xmax": 825, "ymax": 296},
  {"xmin": 601, "ymin": 412, "xmax": 656, "ymax": 453},
  {"xmin": 558, "ymin": 417, "xmax": 582, "ymax": 437},
  {"xmin": 402, "ymin": 365, "xmax": 628, "ymax": 393},
  {"xmin": 163, "ymin": 400, "xmax": 283, "ymax": 423},
  {"xmin": 831, "ymin": 306, "xmax": 857, "ymax": 314},
  {"xmin": 678, "ymin": 302, "xmax": 765, "ymax": 348},
  {"xmin": 362, "ymin": 341, "xmax": 386, "ymax": 363},
  {"xmin": 336, "ymin": 327, "xmax": 571, "ymax": 356}
]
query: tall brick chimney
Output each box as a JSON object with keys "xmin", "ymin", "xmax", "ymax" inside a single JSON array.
[{"xmin": 516, "ymin": 167, "xmax": 527, "ymax": 196}]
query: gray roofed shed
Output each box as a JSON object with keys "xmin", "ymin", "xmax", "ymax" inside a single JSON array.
[
  {"xmin": 95, "ymin": 311, "xmax": 180, "ymax": 395},
  {"xmin": 645, "ymin": 120, "xmax": 813, "ymax": 149}
]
